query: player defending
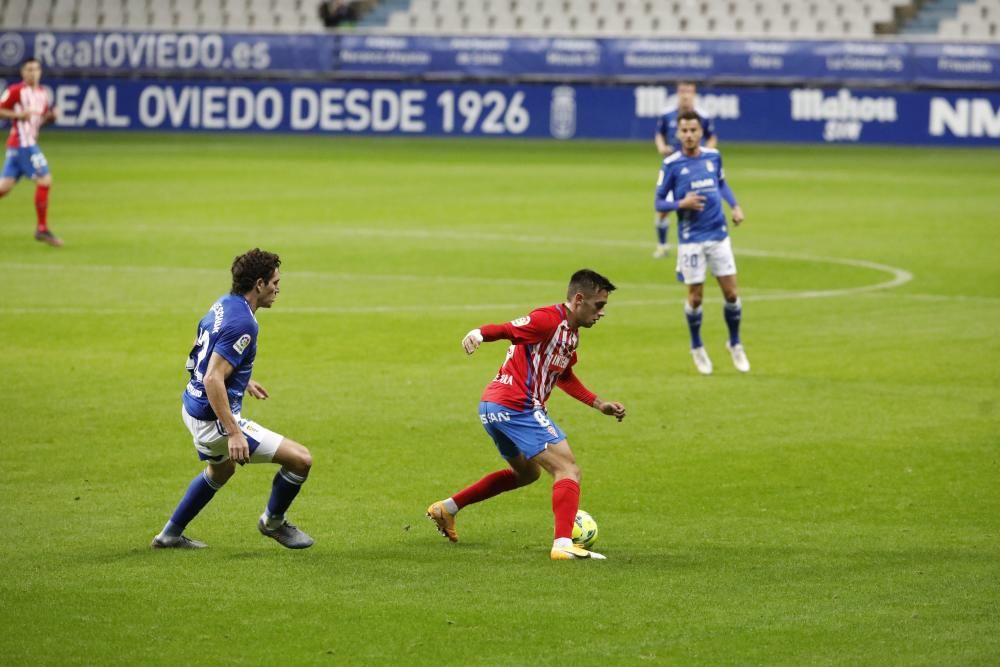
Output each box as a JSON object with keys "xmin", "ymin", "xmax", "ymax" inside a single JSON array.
[
  {"xmin": 0, "ymin": 58, "xmax": 62, "ymax": 247},
  {"xmin": 152, "ymin": 249, "xmax": 315, "ymax": 549},
  {"xmin": 655, "ymin": 110, "xmax": 749, "ymax": 375},
  {"xmin": 651, "ymin": 81, "xmax": 716, "ymax": 259},
  {"xmin": 426, "ymin": 270, "xmax": 627, "ymax": 560}
]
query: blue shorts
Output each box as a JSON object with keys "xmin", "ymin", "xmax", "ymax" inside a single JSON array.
[
  {"xmin": 479, "ymin": 401, "xmax": 566, "ymax": 460},
  {"xmin": 2, "ymin": 146, "xmax": 49, "ymax": 181}
]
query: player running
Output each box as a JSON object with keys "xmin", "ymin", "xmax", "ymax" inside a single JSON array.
[
  {"xmin": 426, "ymin": 269, "xmax": 627, "ymax": 561},
  {"xmin": 0, "ymin": 58, "xmax": 62, "ymax": 247},
  {"xmin": 152, "ymin": 249, "xmax": 315, "ymax": 550},
  {"xmin": 651, "ymin": 81, "xmax": 717, "ymax": 259},
  {"xmin": 655, "ymin": 110, "xmax": 749, "ymax": 375}
]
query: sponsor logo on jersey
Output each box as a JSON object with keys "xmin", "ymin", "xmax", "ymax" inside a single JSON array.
[
  {"xmin": 494, "ymin": 373, "xmax": 515, "ymax": 385},
  {"xmin": 511, "ymin": 316, "xmax": 531, "ymax": 327},
  {"xmin": 550, "ymin": 354, "xmax": 571, "ymax": 370},
  {"xmin": 233, "ymin": 333, "xmax": 252, "ymax": 354},
  {"xmin": 211, "ymin": 302, "xmax": 225, "ymax": 333},
  {"xmin": 480, "ymin": 411, "xmax": 512, "ymax": 425},
  {"xmin": 691, "ymin": 177, "xmax": 715, "ymax": 189}
]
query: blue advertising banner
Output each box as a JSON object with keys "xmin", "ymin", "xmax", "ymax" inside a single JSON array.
[
  {"xmin": 2, "ymin": 30, "xmax": 998, "ymax": 88},
  {"xmin": 11, "ymin": 78, "xmax": 998, "ymax": 146}
]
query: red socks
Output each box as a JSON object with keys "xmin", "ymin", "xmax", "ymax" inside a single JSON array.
[
  {"xmin": 552, "ymin": 478, "xmax": 580, "ymax": 539},
  {"xmin": 35, "ymin": 185, "xmax": 49, "ymax": 232},
  {"xmin": 452, "ymin": 469, "xmax": 519, "ymax": 509}
]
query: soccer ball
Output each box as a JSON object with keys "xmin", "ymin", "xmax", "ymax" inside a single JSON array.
[{"xmin": 572, "ymin": 510, "xmax": 598, "ymax": 549}]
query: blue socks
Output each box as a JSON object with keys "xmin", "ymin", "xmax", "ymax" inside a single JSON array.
[
  {"xmin": 265, "ymin": 468, "xmax": 307, "ymax": 526},
  {"xmin": 161, "ymin": 471, "xmax": 224, "ymax": 538},
  {"xmin": 724, "ymin": 298, "xmax": 742, "ymax": 345},
  {"xmin": 655, "ymin": 215, "xmax": 669, "ymax": 245},
  {"xmin": 685, "ymin": 303, "xmax": 704, "ymax": 349}
]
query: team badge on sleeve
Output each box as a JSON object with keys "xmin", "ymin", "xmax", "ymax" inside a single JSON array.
[
  {"xmin": 511, "ymin": 316, "xmax": 531, "ymax": 327},
  {"xmin": 233, "ymin": 333, "xmax": 252, "ymax": 354}
]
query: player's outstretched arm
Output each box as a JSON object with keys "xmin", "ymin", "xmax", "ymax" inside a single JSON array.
[
  {"xmin": 462, "ymin": 328, "xmax": 484, "ymax": 355},
  {"xmin": 463, "ymin": 311, "xmax": 558, "ymax": 355}
]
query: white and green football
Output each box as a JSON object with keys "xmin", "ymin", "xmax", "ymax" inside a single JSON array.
[{"xmin": 572, "ymin": 510, "xmax": 598, "ymax": 549}]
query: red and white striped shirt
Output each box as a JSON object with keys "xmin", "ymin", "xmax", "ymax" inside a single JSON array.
[
  {"xmin": 1, "ymin": 83, "xmax": 50, "ymax": 149},
  {"xmin": 479, "ymin": 304, "xmax": 597, "ymax": 412}
]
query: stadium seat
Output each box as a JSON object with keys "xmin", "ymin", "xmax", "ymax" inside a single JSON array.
[
  {"xmin": 544, "ymin": 13, "xmax": 572, "ymax": 33},
  {"xmin": 438, "ymin": 12, "xmax": 463, "ymax": 33},
  {"xmin": 100, "ymin": 4, "xmax": 126, "ymax": 29},
  {"xmin": 680, "ymin": 13, "xmax": 710, "ymax": 35},
  {"xmin": 200, "ymin": 5, "xmax": 226, "ymax": 30},
  {"xmin": 76, "ymin": 5, "xmax": 101, "ymax": 29},
  {"xmin": 24, "ymin": 2, "xmax": 51, "ymax": 28},
  {"xmin": 225, "ymin": 10, "xmax": 253, "ymax": 30},
  {"xmin": 938, "ymin": 16, "xmax": 963, "ymax": 38},
  {"xmin": 149, "ymin": 6, "xmax": 176, "ymax": 30},
  {"xmin": 765, "ymin": 15, "xmax": 795, "ymax": 36},
  {"xmin": 411, "ymin": 11, "xmax": 439, "ymax": 31},
  {"xmin": 387, "ymin": 11, "xmax": 413, "ymax": 31},
  {"xmin": 465, "ymin": 11, "xmax": 491, "ymax": 32},
  {"xmin": 600, "ymin": 13, "xmax": 630, "ymax": 35},
  {"xmin": 573, "ymin": 13, "xmax": 600, "ymax": 34},
  {"xmin": 491, "ymin": 12, "xmax": 518, "ymax": 33},
  {"xmin": 734, "ymin": 15, "xmax": 766, "ymax": 36},
  {"xmin": 517, "ymin": 11, "xmax": 545, "ymax": 33}
]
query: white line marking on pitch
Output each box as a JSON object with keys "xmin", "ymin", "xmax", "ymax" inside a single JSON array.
[{"xmin": 1, "ymin": 230, "xmax": 914, "ymax": 314}]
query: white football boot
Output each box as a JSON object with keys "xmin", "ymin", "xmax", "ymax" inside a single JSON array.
[
  {"xmin": 652, "ymin": 243, "xmax": 670, "ymax": 259},
  {"xmin": 726, "ymin": 342, "xmax": 751, "ymax": 373},
  {"xmin": 691, "ymin": 347, "xmax": 713, "ymax": 375}
]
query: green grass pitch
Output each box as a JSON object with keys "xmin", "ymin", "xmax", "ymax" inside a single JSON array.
[{"xmin": 1, "ymin": 132, "xmax": 998, "ymax": 664}]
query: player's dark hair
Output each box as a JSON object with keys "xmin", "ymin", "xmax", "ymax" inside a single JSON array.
[
  {"xmin": 21, "ymin": 58, "xmax": 40, "ymax": 68},
  {"xmin": 677, "ymin": 109, "xmax": 701, "ymax": 123},
  {"xmin": 676, "ymin": 80, "xmax": 696, "ymax": 89},
  {"xmin": 567, "ymin": 269, "xmax": 616, "ymax": 299},
  {"xmin": 231, "ymin": 248, "xmax": 281, "ymax": 294}
]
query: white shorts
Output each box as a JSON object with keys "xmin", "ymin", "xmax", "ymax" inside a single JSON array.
[
  {"xmin": 676, "ymin": 236, "xmax": 737, "ymax": 285},
  {"xmin": 181, "ymin": 406, "xmax": 284, "ymax": 464}
]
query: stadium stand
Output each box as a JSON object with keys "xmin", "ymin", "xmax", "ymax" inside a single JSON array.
[
  {"xmin": 0, "ymin": 0, "xmax": 334, "ymax": 32},
  {"xmin": 937, "ymin": 0, "xmax": 1000, "ymax": 39},
  {"xmin": 0, "ymin": 0, "xmax": 995, "ymax": 39},
  {"xmin": 370, "ymin": 0, "xmax": 930, "ymax": 38}
]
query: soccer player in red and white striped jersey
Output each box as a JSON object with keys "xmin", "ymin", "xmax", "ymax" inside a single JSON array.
[
  {"xmin": 0, "ymin": 58, "xmax": 62, "ymax": 246},
  {"xmin": 427, "ymin": 269, "xmax": 626, "ymax": 560}
]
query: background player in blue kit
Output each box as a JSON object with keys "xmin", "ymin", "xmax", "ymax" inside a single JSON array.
[
  {"xmin": 652, "ymin": 81, "xmax": 717, "ymax": 259},
  {"xmin": 655, "ymin": 110, "xmax": 749, "ymax": 376},
  {"xmin": 152, "ymin": 248, "xmax": 315, "ymax": 549}
]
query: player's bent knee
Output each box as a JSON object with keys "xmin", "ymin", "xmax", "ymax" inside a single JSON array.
[
  {"xmin": 275, "ymin": 439, "xmax": 312, "ymax": 475},
  {"xmin": 518, "ymin": 466, "xmax": 542, "ymax": 485},
  {"xmin": 207, "ymin": 460, "xmax": 236, "ymax": 484}
]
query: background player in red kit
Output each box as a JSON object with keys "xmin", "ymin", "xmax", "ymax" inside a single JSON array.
[
  {"xmin": 427, "ymin": 269, "xmax": 626, "ymax": 560},
  {"xmin": 0, "ymin": 58, "xmax": 62, "ymax": 247}
]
